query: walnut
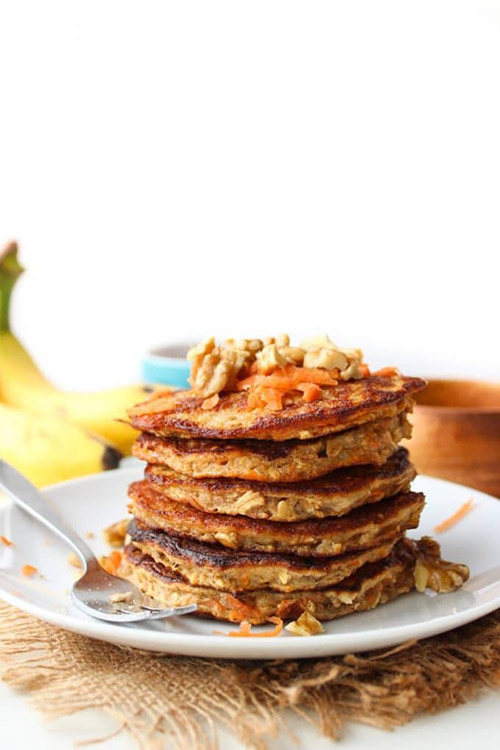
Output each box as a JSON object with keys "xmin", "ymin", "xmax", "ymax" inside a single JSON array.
[
  {"xmin": 300, "ymin": 334, "xmax": 337, "ymax": 350},
  {"xmin": 275, "ymin": 333, "xmax": 290, "ymax": 347},
  {"xmin": 256, "ymin": 343, "xmax": 288, "ymax": 374},
  {"xmin": 303, "ymin": 347, "xmax": 348, "ymax": 371},
  {"xmin": 285, "ymin": 612, "xmax": 324, "ymax": 636},
  {"xmin": 188, "ymin": 338, "xmax": 254, "ymax": 396},
  {"xmin": 414, "ymin": 537, "xmax": 469, "ymax": 593},
  {"xmin": 224, "ymin": 338, "xmax": 263, "ymax": 354},
  {"xmin": 279, "ymin": 346, "xmax": 306, "ymax": 365},
  {"xmin": 301, "ymin": 337, "xmax": 364, "ymax": 379},
  {"xmin": 338, "ymin": 348, "xmax": 364, "ymax": 381},
  {"xmin": 102, "ymin": 519, "xmax": 129, "ymax": 548}
]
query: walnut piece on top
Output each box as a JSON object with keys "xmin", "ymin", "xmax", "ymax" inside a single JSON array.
[{"xmin": 186, "ymin": 333, "xmax": 367, "ymax": 399}]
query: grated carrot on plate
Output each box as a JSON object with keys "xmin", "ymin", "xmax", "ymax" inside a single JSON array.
[
  {"xmin": 20, "ymin": 564, "xmax": 38, "ymax": 577},
  {"xmin": 434, "ymin": 499, "xmax": 475, "ymax": 533},
  {"xmin": 0, "ymin": 535, "xmax": 14, "ymax": 547},
  {"xmin": 216, "ymin": 617, "xmax": 283, "ymax": 638}
]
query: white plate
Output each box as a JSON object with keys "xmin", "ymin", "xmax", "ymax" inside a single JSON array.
[{"xmin": 0, "ymin": 467, "xmax": 499, "ymax": 659}]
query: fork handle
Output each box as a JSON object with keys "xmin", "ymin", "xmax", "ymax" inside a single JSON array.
[{"xmin": 0, "ymin": 460, "xmax": 96, "ymax": 567}]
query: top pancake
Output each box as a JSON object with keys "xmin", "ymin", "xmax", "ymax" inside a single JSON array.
[{"xmin": 128, "ymin": 373, "xmax": 426, "ymax": 441}]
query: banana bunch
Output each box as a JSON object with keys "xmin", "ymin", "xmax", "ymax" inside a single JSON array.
[{"xmin": 0, "ymin": 242, "xmax": 154, "ymax": 486}]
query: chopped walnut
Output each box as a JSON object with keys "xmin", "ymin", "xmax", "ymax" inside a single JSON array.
[
  {"xmin": 224, "ymin": 338, "xmax": 263, "ymax": 354},
  {"xmin": 102, "ymin": 519, "xmax": 129, "ymax": 548},
  {"xmin": 300, "ymin": 334, "xmax": 337, "ymax": 350},
  {"xmin": 256, "ymin": 343, "xmax": 288, "ymax": 374},
  {"xmin": 303, "ymin": 347, "xmax": 348, "ymax": 371},
  {"xmin": 414, "ymin": 537, "xmax": 470, "ymax": 593},
  {"xmin": 186, "ymin": 333, "xmax": 368, "ymax": 397},
  {"xmin": 301, "ymin": 336, "xmax": 364, "ymax": 379},
  {"xmin": 187, "ymin": 338, "xmax": 252, "ymax": 397},
  {"xmin": 279, "ymin": 346, "xmax": 306, "ymax": 365},
  {"xmin": 285, "ymin": 612, "xmax": 324, "ymax": 636}
]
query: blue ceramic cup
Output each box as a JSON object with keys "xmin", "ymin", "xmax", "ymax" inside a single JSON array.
[{"xmin": 141, "ymin": 343, "xmax": 191, "ymax": 389}]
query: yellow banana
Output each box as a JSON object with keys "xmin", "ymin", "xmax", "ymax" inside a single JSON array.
[
  {"xmin": 0, "ymin": 242, "xmax": 152, "ymax": 454},
  {"xmin": 0, "ymin": 401, "xmax": 121, "ymax": 487}
]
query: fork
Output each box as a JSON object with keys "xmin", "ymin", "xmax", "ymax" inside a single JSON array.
[{"xmin": 0, "ymin": 460, "xmax": 197, "ymax": 623}]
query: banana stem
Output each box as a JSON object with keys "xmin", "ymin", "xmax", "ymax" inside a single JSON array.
[{"xmin": 0, "ymin": 241, "xmax": 24, "ymax": 332}]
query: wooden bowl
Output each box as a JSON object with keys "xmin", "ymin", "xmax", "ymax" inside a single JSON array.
[{"xmin": 402, "ymin": 379, "xmax": 500, "ymax": 498}]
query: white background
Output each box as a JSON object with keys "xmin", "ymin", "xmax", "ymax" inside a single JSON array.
[
  {"xmin": 0, "ymin": 2, "xmax": 499, "ymax": 748},
  {"xmin": 1, "ymin": 0, "xmax": 499, "ymax": 389}
]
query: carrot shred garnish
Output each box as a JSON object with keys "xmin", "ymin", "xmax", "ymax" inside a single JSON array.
[
  {"xmin": 218, "ymin": 617, "xmax": 284, "ymax": 638},
  {"xmin": 100, "ymin": 550, "xmax": 123, "ymax": 575},
  {"xmin": 0, "ymin": 535, "xmax": 14, "ymax": 547},
  {"xmin": 110, "ymin": 550, "xmax": 122, "ymax": 567},
  {"xmin": 239, "ymin": 365, "xmax": 342, "ymax": 410},
  {"xmin": 201, "ymin": 394, "xmax": 220, "ymax": 410},
  {"xmin": 296, "ymin": 383, "xmax": 323, "ymax": 402},
  {"xmin": 247, "ymin": 387, "xmax": 267, "ymax": 410},
  {"xmin": 20, "ymin": 564, "xmax": 37, "ymax": 577},
  {"xmin": 374, "ymin": 367, "xmax": 399, "ymax": 377},
  {"xmin": 434, "ymin": 499, "xmax": 475, "ymax": 533},
  {"xmin": 237, "ymin": 365, "xmax": 339, "ymax": 391},
  {"xmin": 359, "ymin": 363, "xmax": 371, "ymax": 377},
  {"xmin": 260, "ymin": 387, "xmax": 283, "ymax": 410}
]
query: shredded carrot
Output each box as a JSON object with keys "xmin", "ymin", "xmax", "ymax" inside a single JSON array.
[
  {"xmin": 374, "ymin": 367, "xmax": 399, "ymax": 377},
  {"xmin": 434, "ymin": 499, "xmax": 475, "ymax": 533},
  {"xmin": 359, "ymin": 363, "xmax": 371, "ymax": 377},
  {"xmin": 218, "ymin": 617, "xmax": 284, "ymax": 638},
  {"xmin": 296, "ymin": 383, "xmax": 323, "ymax": 402},
  {"xmin": 237, "ymin": 365, "xmax": 339, "ymax": 391},
  {"xmin": 247, "ymin": 387, "xmax": 267, "ymax": 410},
  {"xmin": 239, "ymin": 365, "xmax": 342, "ymax": 410},
  {"xmin": 0, "ymin": 535, "xmax": 14, "ymax": 547},
  {"xmin": 100, "ymin": 550, "xmax": 123, "ymax": 575},
  {"xmin": 201, "ymin": 394, "xmax": 220, "ymax": 410},
  {"xmin": 20, "ymin": 564, "xmax": 37, "ymax": 577},
  {"xmin": 260, "ymin": 387, "xmax": 284, "ymax": 410}
]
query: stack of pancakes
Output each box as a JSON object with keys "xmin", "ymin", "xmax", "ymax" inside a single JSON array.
[{"xmin": 119, "ymin": 370, "xmax": 453, "ymax": 625}]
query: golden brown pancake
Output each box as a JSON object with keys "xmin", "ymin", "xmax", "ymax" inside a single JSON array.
[
  {"xmin": 144, "ymin": 447, "xmax": 415, "ymax": 521},
  {"xmin": 120, "ymin": 537, "xmax": 419, "ymax": 624},
  {"xmin": 128, "ymin": 520, "xmax": 401, "ymax": 592},
  {"xmin": 128, "ymin": 373, "xmax": 425, "ymax": 441},
  {"xmin": 128, "ymin": 481, "xmax": 425, "ymax": 556},
  {"xmin": 133, "ymin": 412, "xmax": 412, "ymax": 483}
]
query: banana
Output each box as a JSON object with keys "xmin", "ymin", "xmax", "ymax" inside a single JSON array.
[
  {"xmin": 0, "ymin": 242, "xmax": 153, "ymax": 454},
  {"xmin": 0, "ymin": 401, "xmax": 121, "ymax": 487}
]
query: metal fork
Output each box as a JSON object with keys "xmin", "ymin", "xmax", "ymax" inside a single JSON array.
[{"xmin": 0, "ymin": 460, "xmax": 197, "ymax": 623}]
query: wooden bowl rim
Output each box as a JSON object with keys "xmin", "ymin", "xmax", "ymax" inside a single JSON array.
[{"xmin": 415, "ymin": 377, "xmax": 500, "ymax": 414}]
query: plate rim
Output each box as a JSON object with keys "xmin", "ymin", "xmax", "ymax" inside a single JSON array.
[{"xmin": 0, "ymin": 468, "xmax": 499, "ymax": 659}]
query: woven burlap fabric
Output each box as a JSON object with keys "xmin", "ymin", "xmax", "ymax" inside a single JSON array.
[{"xmin": 1, "ymin": 602, "xmax": 499, "ymax": 750}]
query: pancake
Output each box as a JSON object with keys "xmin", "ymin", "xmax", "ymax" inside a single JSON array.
[
  {"xmin": 144, "ymin": 447, "xmax": 415, "ymax": 521},
  {"xmin": 128, "ymin": 520, "xmax": 401, "ymax": 592},
  {"xmin": 120, "ymin": 537, "xmax": 419, "ymax": 624},
  {"xmin": 128, "ymin": 372, "xmax": 425, "ymax": 441},
  {"xmin": 128, "ymin": 481, "xmax": 425, "ymax": 556},
  {"xmin": 133, "ymin": 412, "xmax": 412, "ymax": 483}
]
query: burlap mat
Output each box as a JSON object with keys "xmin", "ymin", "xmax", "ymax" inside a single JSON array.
[{"xmin": 1, "ymin": 602, "xmax": 499, "ymax": 749}]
